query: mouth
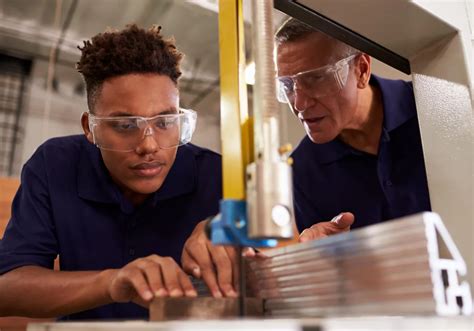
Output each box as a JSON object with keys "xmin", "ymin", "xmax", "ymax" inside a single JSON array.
[
  {"xmin": 130, "ymin": 161, "xmax": 165, "ymax": 178},
  {"xmin": 301, "ymin": 116, "xmax": 327, "ymax": 133},
  {"xmin": 302, "ymin": 116, "xmax": 325, "ymax": 124}
]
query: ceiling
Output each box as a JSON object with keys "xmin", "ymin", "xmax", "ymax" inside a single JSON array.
[{"xmin": 0, "ymin": 0, "xmax": 227, "ymax": 112}]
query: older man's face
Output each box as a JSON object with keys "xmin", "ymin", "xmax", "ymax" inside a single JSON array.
[{"xmin": 276, "ymin": 33, "xmax": 359, "ymax": 144}]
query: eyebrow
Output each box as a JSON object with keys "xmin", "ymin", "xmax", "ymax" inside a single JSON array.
[
  {"xmin": 158, "ymin": 107, "xmax": 179, "ymax": 115},
  {"xmin": 107, "ymin": 111, "xmax": 133, "ymax": 116},
  {"xmin": 107, "ymin": 107, "xmax": 178, "ymax": 117}
]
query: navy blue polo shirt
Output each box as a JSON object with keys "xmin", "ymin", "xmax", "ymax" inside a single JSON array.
[
  {"xmin": 291, "ymin": 75, "xmax": 431, "ymax": 232},
  {"xmin": 0, "ymin": 135, "xmax": 222, "ymax": 320}
]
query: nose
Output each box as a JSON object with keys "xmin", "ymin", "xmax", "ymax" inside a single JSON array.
[
  {"xmin": 135, "ymin": 126, "xmax": 159, "ymax": 155},
  {"xmin": 293, "ymin": 87, "xmax": 315, "ymax": 113}
]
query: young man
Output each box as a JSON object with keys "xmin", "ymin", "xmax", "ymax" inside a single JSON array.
[
  {"xmin": 181, "ymin": 18, "xmax": 431, "ymax": 297},
  {"xmin": 0, "ymin": 25, "xmax": 222, "ymax": 320}
]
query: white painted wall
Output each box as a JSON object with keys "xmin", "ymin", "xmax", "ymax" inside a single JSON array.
[
  {"xmin": 411, "ymin": 0, "xmax": 474, "ymax": 294},
  {"xmin": 414, "ymin": 0, "xmax": 474, "ymax": 97}
]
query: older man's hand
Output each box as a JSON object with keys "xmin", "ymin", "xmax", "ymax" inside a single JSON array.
[{"xmin": 299, "ymin": 212, "xmax": 355, "ymax": 242}]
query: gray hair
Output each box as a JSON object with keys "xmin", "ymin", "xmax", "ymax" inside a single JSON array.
[{"xmin": 275, "ymin": 18, "xmax": 358, "ymax": 62}]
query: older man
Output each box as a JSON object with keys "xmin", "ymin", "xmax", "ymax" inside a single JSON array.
[
  {"xmin": 181, "ymin": 18, "xmax": 431, "ymax": 297},
  {"xmin": 275, "ymin": 18, "xmax": 431, "ymax": 241}
]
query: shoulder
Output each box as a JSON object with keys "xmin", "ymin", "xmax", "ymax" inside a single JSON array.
[
  {"xmin": 291, "ymin": 136, "xmax": 329, "ymax": 168},
  {"xmin": 292, "ymin": 136, "xmax": 315, "ymax": 158},
  {"xmin": 180, "ymin": 143, "xmax": 221, "ymax": 158},
  {"xmin": 15, "ymin": 136, "xmax": 90, "ymax": 203},
  {"xmin": 371, "ymin": 74, "xmax": 414, "ymax": 100},
  {"xmin": 172, "ymin": 144, "xmax": 222, "ymax": 200},
  {"xmin": 173, "ymin": 143, "xmax": 222, "ymax": 186},
  {"xmin": 21, "ymin": 135, "xmax": 98, "ymax": 191},
  {"xmin": 26, "ymin": 135, "xmax": 89, "ymax": 170},
  {"xmin": 180, "ymin": 143, "xmax": 221, "ymax": 166},
  {"xmin": 371, "ymin": 75, "xmax": 417, "ymax": 130},
  {"xmin": 33, "ymin": 135, "xmax": 89, "ymax": 158}
]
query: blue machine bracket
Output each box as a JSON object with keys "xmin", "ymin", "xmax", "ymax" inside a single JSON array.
[{"xmin": 209, "ymin": 199, "xmax": 278, "ymax": 247}]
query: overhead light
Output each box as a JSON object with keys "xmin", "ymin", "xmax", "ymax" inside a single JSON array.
[{"xmin": 245, "ymin": 62, "xmax": 255, "ymax": 85}]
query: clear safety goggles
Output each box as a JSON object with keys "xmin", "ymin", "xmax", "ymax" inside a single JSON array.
[
  {"xmin": 276, "ymin": 54, "xmax": 358, "ymax": 103},
  {"xmin": 87, "ymin": 108, "xmax": 197, "ymax": 152}
]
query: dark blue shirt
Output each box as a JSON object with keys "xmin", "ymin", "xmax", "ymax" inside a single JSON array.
[
  {"xmin": 0, "ymin": 135, "xmax": 222, "ymax": 320},
  {"xmin": 291, "ymin": 75, "xmax": 431, "ymax": 232}
]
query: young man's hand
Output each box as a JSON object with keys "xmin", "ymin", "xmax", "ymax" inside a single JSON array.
[
  {"xmin": 107, "ymin": 255, "xmax": 196, "ymax": 307},
  {"xmin": 181, "ymin": 220, "xmax": 239, "ymax": 298},
  {"xmin": 299, "ymin": 212, "xmax": 355, "ymax": 242}
]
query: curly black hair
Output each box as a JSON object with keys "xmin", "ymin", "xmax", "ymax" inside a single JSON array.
[{"xmin": 76, "ymin": 24, "xmax": 183, "ymax": 111}]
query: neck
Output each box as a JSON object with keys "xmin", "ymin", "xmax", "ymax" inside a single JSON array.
[
  {"xmin": 110, "ymin": 175, "xmax": 150, "ymax": 207},
  {"xmin": 339, "ymin": 85, "xmax": 383, "ymax": 155},
  {"xmin": 123, "ymin": 190, "xmax": 149, "ymax": 206}
]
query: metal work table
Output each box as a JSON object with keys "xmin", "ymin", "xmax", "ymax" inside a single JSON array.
[{"xmin": 28, "ymin": 316, "xmax": 473, "ymax": 331}]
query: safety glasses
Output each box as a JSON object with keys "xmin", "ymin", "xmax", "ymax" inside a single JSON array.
[
  {"xmin": 276, "ymin": 54, "xmax": 358, "ymax": 103},
  {"xmin": 87, "ymin": 108, "xmax": 197, "ymax": 152}
]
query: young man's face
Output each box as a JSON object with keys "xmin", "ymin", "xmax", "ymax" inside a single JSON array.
[
  {"xmin": 276, "ymin": 33, "xmax": 360, "ymax": 144},
  {"xmin": 83, "ymin": 74, "xmax": 180, "ymax": 204}
]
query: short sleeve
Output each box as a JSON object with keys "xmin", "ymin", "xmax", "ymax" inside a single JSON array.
[{"xmin": 0, "ymin": 148, "xmax": 58, "ymax": 274}]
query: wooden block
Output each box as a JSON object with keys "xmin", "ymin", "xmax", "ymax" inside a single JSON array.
[
  {"xmin": 0, "ymin": 316, "xmax": 54, "ymax": 331},
  {"xmin": 149, "ymin": 297, "xmax": 263, "ymax": 321}
]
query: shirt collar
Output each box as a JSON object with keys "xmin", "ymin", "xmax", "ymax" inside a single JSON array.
[
  {"xmin": 77, "ymin": 138, "xmax": 119, "ymax": 204},
  {"xmin": 151, "ymin": 145, "xmax": 197, "ymax": 203},
  {"xmin": 301, "ymin": 136, "xmax": 364, "ymax": 165},
  {"xmin": 77, "ymin": 138, "xmax": 197, "ymax": 207},
  {"xmin": 371, "ymin": 74, "xmax": 416, "ymax": 132}
]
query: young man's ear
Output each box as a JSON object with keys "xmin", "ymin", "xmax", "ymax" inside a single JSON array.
[
  {"xmin": 355, "ymin": 53, "xmax": 371, "ymax": 89},
  {"xmin": 81, "ymin": 112, "xmax": 94, "ymax": 144}
]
